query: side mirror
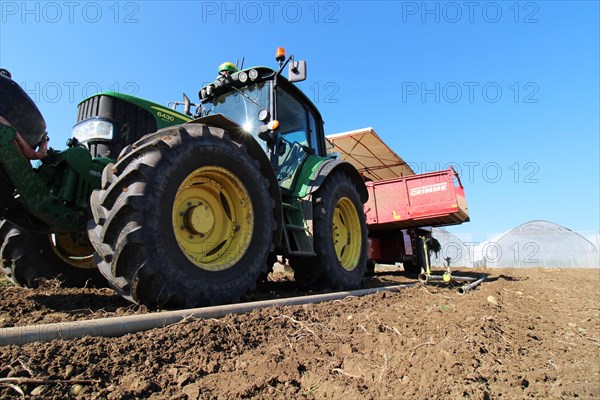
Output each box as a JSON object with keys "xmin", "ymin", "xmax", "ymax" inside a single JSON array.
[
  {"xmin": 288, "ymin": 60, "xmax": 306, "ymax": 82},
  {"xmin": 258, "ymin": 124, "xmax": 277, "ymax": 144},
  {"xmin": 276, "ymin": 139, "xmax": 287, "ymax": 156}
]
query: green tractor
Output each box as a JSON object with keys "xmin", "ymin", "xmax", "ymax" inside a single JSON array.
[
  {"xmin": 0, "ymin": 69, "xmax": 190, "ymax": 287},
  {"xmin": 1, "ymin": 50, "xmax": 369, "ymax": 308}
]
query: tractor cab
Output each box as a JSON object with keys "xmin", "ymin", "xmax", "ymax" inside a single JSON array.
[{"xmin": 198, "ymin": 50, "xmax": 326, "ymax": 191}]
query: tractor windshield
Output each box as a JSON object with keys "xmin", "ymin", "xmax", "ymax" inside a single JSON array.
[{"xmin": 202, "ymin": 82, "xmax": 269, "ymax": 138}]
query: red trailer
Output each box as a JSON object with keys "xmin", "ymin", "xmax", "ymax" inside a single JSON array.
[
  {"xmin": 364, "ymin": 167, "xmax": 468, "ymax": 229},
  {"xmin": 327, "ymin": 128, "xmax": 470, "ymax": 273}
]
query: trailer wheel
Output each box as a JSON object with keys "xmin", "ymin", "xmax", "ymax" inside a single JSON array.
[
  {"xmin": 365, "ymin": 260, "xmax": 376, "ymax": 276},
  {"xmin": 403, "ymin": 236, "xmax": 426, "ymax": 275},
  {"xmin": 293, "ymin": 172, "xmax": 367, "ymax": 290},
  {"xmin": 88, "ymin": 125, "xmax": 275, "ymax": 308},
  {"xmin": 0, "ymin": 220, "xmax": 105, "ymax": 287}
]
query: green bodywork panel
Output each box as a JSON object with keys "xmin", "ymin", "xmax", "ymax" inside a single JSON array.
[
  {"xmin": 0, "ymin": 92, "xmax": 189, "ymax": 233},
  {"xmin": 0, "ymin": 125, "xmax": 105, "ymax": 232},
  {"xmin": 290, "ymin": 154, "xmax": 327, "ymax": 198},
  {"xmin": 276, "ymin": 154, "xmax": 328, "ymax": 255},
  {"xmin": 79, "ymin": 91, "xmax": 192, "ymax": 129}
]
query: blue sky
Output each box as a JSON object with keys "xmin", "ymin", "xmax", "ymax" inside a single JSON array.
[{"xmin": 1, "ymin": 0, "xmax": 598, "ymax": 242}]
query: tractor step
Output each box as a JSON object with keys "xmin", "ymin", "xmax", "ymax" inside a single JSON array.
[
  {"xmin": 285, "ymin": 223, "xmax": 307, "ymax": 232},
  {"xmin": 281, "ymin": 198, "xmax": 315, "ymax": 255},
  {"xmin": 287, "ymin": 250, "xmax": 316, "ymax": 257},
  {"xmin": 282, "ymin": 202, "xmax": 301, "ymax": 211}
]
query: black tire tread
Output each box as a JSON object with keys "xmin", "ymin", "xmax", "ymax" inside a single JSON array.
[
  {"xmin": 89, "ymin": 124, "xmax": 276, "ymax": 308},
  {"xmin": 0, "ymin": 220, "xmax": 105, "ymax": 288},
  {"xmin": 292, "ymin": 172, "xmax": 368, "ymax": 291}
]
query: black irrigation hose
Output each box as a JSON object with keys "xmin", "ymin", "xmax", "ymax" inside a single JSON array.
[
  {"xmin": 457, "ymin": 275, "xmax": 488, "ymax": 295},
  {"xmin": 0, "ymin": 283, "xmax": 417, "ymax": 346},
  {"xmin": 418, "ymin": 272, "xmax": 488, "ymax": 295}
]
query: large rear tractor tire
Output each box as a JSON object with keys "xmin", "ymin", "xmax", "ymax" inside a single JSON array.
[
  {"xmin": 88, "ymin": 125, "xmax": 275, "ymax": 309},
  {"xmin": 0, "ymin": 220, "xmax": 105, "ymax": 288},
  {"xmin": 292, "ymin": 172, "xmax": 368, "ymax": 290}
]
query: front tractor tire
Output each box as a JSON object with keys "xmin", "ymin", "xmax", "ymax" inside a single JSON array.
[
  {"xmin": 0, "ymin": 220, "xmax": 105, "ymax": 288},
  {"xmin": 292, "ymin": 172, "xmax": 368, "ymax": 290},
  {"xmin": 88, "ymin": 125, "xmax": 275, "ymax": 309}
]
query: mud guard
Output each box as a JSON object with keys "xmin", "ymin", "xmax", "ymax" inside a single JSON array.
[
  {"xmin": 0, "ymin": 74, "xmax": 46, "ymax": 148},
  {"xmin": 303, "ymin": 159, "xmax": 368, "ymax": 203}
]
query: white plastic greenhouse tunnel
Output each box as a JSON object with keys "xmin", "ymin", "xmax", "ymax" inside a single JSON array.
[
  {"xmin": 430, "ymin": 227, "xmax": 474, "ymax": 267},
  {"xmin": 467, "ymin": 220, "xmax": 600, "ymax": 268},
  {"xmin": 429, "ymin": 222, "xmax": 599, "ymax": 269}
]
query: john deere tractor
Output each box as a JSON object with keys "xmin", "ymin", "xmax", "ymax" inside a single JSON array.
[
  {"xmin": 1, "ymin": 50, "xmax": 369, "ymax": 309},
  {"xmin": 0, "ymin": 69, "xmax": 190, "ymax": 287}
]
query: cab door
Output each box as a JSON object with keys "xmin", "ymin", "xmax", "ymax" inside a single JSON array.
[{"xmin": 274, "ymin": 86, "xmax": 321, "ymax": 191}]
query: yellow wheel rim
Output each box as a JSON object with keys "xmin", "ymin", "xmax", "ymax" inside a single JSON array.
[
  {"xmin": 332, "ymin": 197, "xmax": 362, "ymax": 271},
  {"xmin": 50, "ymin": 233, "xmax": 95, "ymax": 269},
  {"xmin": 172, "ymin": 166, "xmax": 253, "ymax": 271}
]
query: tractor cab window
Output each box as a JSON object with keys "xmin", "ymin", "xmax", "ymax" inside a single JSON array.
[
  {"xmin": 307, "ymin": 107, "xmax": 321, "ymax": 156},
  {"xmin": 275, "ymin": 87, "xmax": 310, "ymax": 187},
  {"xmin": 202, "ymin": 82, "xmax": 269, "ymax": 144}
]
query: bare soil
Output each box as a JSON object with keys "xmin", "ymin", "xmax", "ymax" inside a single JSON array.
[{"xmin": 0, "ymin": 267, "xmax": 598, "ymax": 399}]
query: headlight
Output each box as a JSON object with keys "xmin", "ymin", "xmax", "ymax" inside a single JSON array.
[
  {"xmin": 72, "ymin": 120, "xmax": 114, "ymax": 142},
  {"xmin": 249, "ymin": 69, "xmax": 258, "ymax": 80}
]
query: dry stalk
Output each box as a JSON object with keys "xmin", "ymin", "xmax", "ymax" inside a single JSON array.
[
  {"xmin": 0, "ymin": 377, "xmax": 100, "ymax": 385},
  {"xmin": 284, "ymin": 335, "xmax": 294, "ymax": 351},
  {"xmin": 378, "ymin": 354, "xmax": 389, "ymax": 382},
  {"xmin": 2, "ymin": 383, "xmax": 24, "ymax": 399},
  {"xmin": 409, "ymin": 339, "xmax": 435, "ymax": 359},
  {"xmin": 165, "ymin": 314, "xmax": 198, "ymax": 328},
  {"xmin": 577, "ymin": 332, "xmax": 600, "ymax": 347},
  {"xmin": 331, "ymin": 368, "xmax": 361, "ymax": 379},
  {"xmin": 16, "ymin": 356, "xmax": 34, "ymax": 377},
  {"xmin": 358, "ymin": 324, "xmax": 371, "ymax": 335},
  {"xmin": 276, "ymin": 314, "xmax": 321, "ymax": 341}
]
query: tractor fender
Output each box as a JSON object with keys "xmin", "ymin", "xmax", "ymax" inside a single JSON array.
[
  {"xmin": 187, "ymin": 115, "xmax": 283, "ymax": 248},
  {"xmin": 0, "ymin": 74, "xmax": 46, "ymax": 149},
  {"xmin": 305, "ymin": 159, "xmax": 368, "ymax": 203}
]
